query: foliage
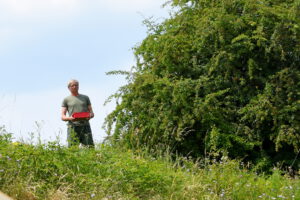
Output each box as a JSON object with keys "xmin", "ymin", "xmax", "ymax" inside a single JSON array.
[
  {"xmin": 104, "ymin": 0, "xmax": 300, "ymax": 170},
  {"xmin": 0, "ymin": 137, "xmax": 299, "ymax": 199}
]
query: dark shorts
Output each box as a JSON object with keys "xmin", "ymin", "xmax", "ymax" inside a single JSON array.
[{"xmin": 67, "ymin": 123, "xmax": 94, "ymax": 147}]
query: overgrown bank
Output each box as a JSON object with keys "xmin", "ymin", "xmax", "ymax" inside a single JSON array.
[
  {"xmin": 0, "ymin": 134, "xmax": 299, "ymax": 200},
  {"xmin": 104, "ymin": 0, "xmax": 300, "ymax": 171}
]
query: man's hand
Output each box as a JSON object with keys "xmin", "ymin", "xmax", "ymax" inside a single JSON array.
[
  {"xmin": 88, "ymin": 105, "xmax": 94, "ymax": 119},
  {"xmin": 89, "ymin": 112, "xmax": 94, "ymax": 119}
]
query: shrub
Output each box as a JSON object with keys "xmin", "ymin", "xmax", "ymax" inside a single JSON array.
[{"xmin": 105, "ymin": 0, "xmax": 300, "ymax": 170}]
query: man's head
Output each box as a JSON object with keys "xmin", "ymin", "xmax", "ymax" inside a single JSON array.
[{"xmin": 68, "ymin": 79, "xmax": 79, "ymax": 95}]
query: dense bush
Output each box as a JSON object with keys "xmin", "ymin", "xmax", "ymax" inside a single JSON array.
[{"xmin": 105, "ymin": 0, "xmax": 300, "ymax": 171}]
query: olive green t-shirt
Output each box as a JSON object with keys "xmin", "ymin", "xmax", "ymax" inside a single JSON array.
[{"xmin": 62, "ymin": 94, "xmax": 91, "ymax": 125}]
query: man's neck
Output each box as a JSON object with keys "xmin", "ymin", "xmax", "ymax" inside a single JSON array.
[{"xmin": 71, "ymin": 92, "xmax": 79, "ymax": 96}]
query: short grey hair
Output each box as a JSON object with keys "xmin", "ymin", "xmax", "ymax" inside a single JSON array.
[{"xmin": 67, "ymin": 79, "xmax": 79, "ymax": 88}]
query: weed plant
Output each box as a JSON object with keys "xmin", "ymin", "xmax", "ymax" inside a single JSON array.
[{"xmin": 0, "ymin": 133, "xmax": 299, "ymax": 199}]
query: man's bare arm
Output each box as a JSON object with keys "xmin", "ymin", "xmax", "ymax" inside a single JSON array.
[
  {"xmin": 61, "ymin": 107, "xmax": 74, "ymax": 121},
  {"xmin": 88, "ymin": 105, "xmax": 94, "ymax": 118}
]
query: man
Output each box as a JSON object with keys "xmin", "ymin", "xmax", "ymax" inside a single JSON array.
[{"xmin": 61, "ymin": 79, "xmax": 95, "ymax": 147}]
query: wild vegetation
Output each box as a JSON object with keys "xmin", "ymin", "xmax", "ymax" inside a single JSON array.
[
  {"xmin": 105, "ymin": 0, "xmax": 300, "ymax": 171},
  {"xmin": 0, "ymin": 130, "xmax": 299, "ymax": 200},
  {"xmin": 1, "ymin": 0, "xmax": 299, "ymax": 199}
]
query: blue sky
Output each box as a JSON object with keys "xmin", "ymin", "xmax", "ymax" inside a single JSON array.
[{"xmin": 0, "ymin": 0, "xmax": 170, "ymax": 144}]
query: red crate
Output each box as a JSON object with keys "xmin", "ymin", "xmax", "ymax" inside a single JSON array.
[{"xmin": 72, "ymin": 112, "xmax": 90, "ymax": 119}]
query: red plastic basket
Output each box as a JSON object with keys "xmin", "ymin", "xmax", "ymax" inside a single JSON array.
[{"xmin": 72, "ymin": 112, "xmax": 90, "ymax": 119}]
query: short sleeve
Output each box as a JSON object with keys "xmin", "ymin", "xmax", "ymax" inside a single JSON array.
[
  {"xmin": 62, "ymin": 98, "xmax": 67, "ymax": 107},
  {"xmin": 86, "ymin": 96, "xmax": 91, "ymax": 106}
]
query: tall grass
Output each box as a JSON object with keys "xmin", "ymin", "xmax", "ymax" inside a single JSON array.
[{"xmin": 0, "ymin": 133, "xmax": 299, "ymax": 199}]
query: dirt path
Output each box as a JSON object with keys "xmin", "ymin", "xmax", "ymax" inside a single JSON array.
[{"xmin": 0, "ymin": 191, "xmax": 13, "ymax": 200}]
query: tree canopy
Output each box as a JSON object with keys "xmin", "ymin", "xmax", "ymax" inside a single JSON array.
[{"xmin": 105, "ymin": 0, "xmax": 300, "ymax": 171}]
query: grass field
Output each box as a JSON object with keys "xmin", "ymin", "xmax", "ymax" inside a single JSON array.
[{"xmin": 0, "ymin": 134, "xmax": 299, "ymax": 200}]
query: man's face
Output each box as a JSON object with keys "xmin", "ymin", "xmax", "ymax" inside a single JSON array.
[{"xmin": 69, "ymin": 82, "xmax": 79, "ymax": 93}]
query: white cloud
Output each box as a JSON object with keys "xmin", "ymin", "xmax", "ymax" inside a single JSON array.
[
  {"xmin": 0, "ymin": 0, "xmax": 82, "ymax": 45},
  {"xmin": 0, "ymin": 28, "xmax": 14, "ymax": 45},
  {"xmin": 99, "ymin": 0, "xmax": 166, "ymax": 13},
  {"xmin": 0, "ymin": 0, "xmax": 81, "ymax": 19},
  {"xmin": 0, "ymin": 0, "xmax": 169, "ymax": 50},
  {"xmin": 0, "ymin": 88, "xmax": 67, "ymax": 144},
  {"xmin": 0, "ymin": 0, "xmax": 167, "ymax": 19}
]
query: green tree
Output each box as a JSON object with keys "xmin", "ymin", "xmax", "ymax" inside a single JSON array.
[{"xmin": 105, "ymin": 0, "xmax": 300, "ymax": 170}]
